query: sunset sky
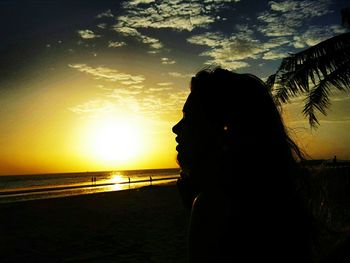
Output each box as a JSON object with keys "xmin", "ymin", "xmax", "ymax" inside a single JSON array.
[{"xmin": 0, "ymin": 0, "xmax": 349, "ymax": 175}]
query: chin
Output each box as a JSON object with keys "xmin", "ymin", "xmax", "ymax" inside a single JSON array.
[{"xmin": 177, "ymin": 152, "xmax": 189, "ymax": 170}]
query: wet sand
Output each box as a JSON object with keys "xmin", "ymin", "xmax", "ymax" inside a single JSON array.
[{"xmin": 0, "ymin": 184, "xmax": 189, "ymax": 263}]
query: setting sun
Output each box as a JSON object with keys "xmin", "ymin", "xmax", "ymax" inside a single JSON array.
[
  {"xmin": 1, "ymin": 0, "xmax": 349, "ymax": 177},
  {"xmin": 89, "ymin": 118, "xmax": 141, "ymax": 162}
]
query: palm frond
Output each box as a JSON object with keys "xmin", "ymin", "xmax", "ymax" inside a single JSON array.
[
  {"xmin": 266, "ymin": 74, "xmax": 276, "ymax": 91},
  {"xmin": 270, "ymin": 32, "xmax": 350, "ymax": 127},
  {"xmin": 304, "ymin": 59, "xmax": 350, "ymax": 127}
]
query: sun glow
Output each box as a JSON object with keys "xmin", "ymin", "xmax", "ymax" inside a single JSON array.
[{"xmin": 88, "ymin": 118, "xmax": 142, "ymax": 163}]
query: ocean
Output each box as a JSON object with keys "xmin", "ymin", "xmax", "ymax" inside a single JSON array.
[{"xmin": 0, "ymin": 168, "xmax": 180, "ymax": 203}]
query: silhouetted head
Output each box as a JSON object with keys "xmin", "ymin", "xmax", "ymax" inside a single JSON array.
[{"xmin": 173, "ymin": 67, "xmax": 302, "ymax": 189}]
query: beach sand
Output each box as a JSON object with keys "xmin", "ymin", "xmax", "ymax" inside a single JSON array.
[{"xmin": 0, "ymin": 184, "xmax": 189, "ymax": 263}]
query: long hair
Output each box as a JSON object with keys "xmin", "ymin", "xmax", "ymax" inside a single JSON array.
[
  {"xmin": 190, "ymin": 67, "xmax": 305, "ymax": 193},
  {"xmin": 187, "ymin": 67, "xmax": 312, "ymax": 262}
]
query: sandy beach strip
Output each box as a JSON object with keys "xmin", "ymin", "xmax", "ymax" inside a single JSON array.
[{"xmin": 0, "ymin": 184, "xmax": 190, "ymax": 263}]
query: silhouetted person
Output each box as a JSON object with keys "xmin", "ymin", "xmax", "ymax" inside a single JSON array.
[
  {"xmin": 173, "ymin": 68, "xmax": 312, "ymax": 262},
  {"xmin": 333, "ymin": 155, "xmax": 337, "ymax": 164}
]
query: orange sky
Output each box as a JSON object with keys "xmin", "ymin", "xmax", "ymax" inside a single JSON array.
[{"xmin": 1, "ymin": 0, "xmax": 349, "ymax": 175}]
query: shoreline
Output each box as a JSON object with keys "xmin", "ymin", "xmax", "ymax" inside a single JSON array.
[
  {"xmin": 0, "ymin": 178, "xmax": 179, "ymax": 204},
  {"xmin": 0, "ymin": 177, "xmax": 179, "ymax": 196}
]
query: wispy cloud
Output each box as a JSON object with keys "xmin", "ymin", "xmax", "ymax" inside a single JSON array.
[
  {"xmin": 138, "ymin": 89, "xmax": 189, "ymax": 118},
  {"xmin": 161, "ymin": 57, "xmax": 176, "ymax": 65},
  {"xmin": 129, "ymin": 85, "xmax": 144, "ymax": 90},
  {"xmin": 168, "ymin": 72, "xmax": 194, "ymax": 79},
  {"xmin": 128, "ymin": 0, "xmax": 156, "ymax": 4},
  {"xmin": 121, "ymin": 0, "xmax": 241, "ymax": 32},
  {"xmin": 113, "ymin": 25, "xmax": 163, "ymax": 50},
  {"xmin": 77, "ymin": 29, "xmax": 101, "ymax": 39},
  {"xmin": 96, "ymin": 9, "xmax": 114, "ymax": 19},
  {"xmin": 157, "ymin": 82, "xmax": 173, "ymax": 86},
  {"xmin": 187, "ymin": 32, "xmax": 251, "ymax": 69},
  {"xmin": 258, "ymin": 0, "xmax": 333, "ymax": 37},
  {"xmin": 69, "ymin": 99, "xmax": 114, "ymax": 114},
  {"xmin": 329, "ymin": 93, "xmax": 350, "ymax": 102},
  {"xmin": 68, "ymin": 64, "xmax": 145, "ymax": 84},
  {"xmin": 120, "ymin": 1, "xmax": 213, "ymax": 32},
  {"xmin": 108, "ymin": 88, "xmax": 142, "ymax": 97},
  {"xmin": 187, "ymin": 29, "xmax": 290, "ymax": 69},
  {"xmin": 97, "ymin": 23, "xmax": 107, "ymax": 29},
  {"xmin": 108, "ymin": 0, "xmax": 241, "ymax": 52},
  {"xmin": 108, "ymin": 41, "xmax": 126, "ymax": 48},
  {"xmin": 262, "ymin": 49, "xmax": 288, "ymax": 60},
  {"xmin": 321, "ymin": 118, "xmax": 350, "ymax": 124},
  {"xmin": 149, "ymin": 87, "xmax": 173, "ymax": 92},
  {"xmin": 293, "ymin": 25, "xmax": 347, "ymax": 48}
]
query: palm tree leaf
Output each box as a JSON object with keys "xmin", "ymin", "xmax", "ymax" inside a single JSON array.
[
  {"xmin": 270, "ymin": 32, "xmax": 350, "ymax": 127},
  {"xmin": 278, "ymin": 33, "xmax": 349, "ymax": 68},
  {"xmin": 302, "ymin": 60, "xmax": 350, "ymax": 127},
  {"xmin": 266, "ymin": 74, "xmax": 276, "ymax": 91}
]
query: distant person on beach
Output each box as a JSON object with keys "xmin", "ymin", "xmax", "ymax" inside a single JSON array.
[{"xmin": 173, "ymin": 68, "xmax": 312, "ymax": 262}]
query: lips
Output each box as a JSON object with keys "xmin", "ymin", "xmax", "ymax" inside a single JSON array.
[{"xmin": 175, "ymin": 137, "xmax": 181, "ymax": 152}]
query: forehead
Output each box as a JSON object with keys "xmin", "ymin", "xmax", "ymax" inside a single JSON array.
[
  {"xmin": 182, "ymin": 92, "xmax": 209, "ymax": 124},
  {"xmin": 183, "ymin": 92, "xmax": 199, "ymax": 113}
]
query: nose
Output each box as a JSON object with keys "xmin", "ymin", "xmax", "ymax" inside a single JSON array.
[{"xmin": 172, "ymin": 119, "xmax": 182, "ymax": 135}]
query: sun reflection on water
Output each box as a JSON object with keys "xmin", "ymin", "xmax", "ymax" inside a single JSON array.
[{"xmin": 110, "ymin": 173, "xmax": 126, "ymax": 184}]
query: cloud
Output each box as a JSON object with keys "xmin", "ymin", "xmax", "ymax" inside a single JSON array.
[
  {"xmin": 149, "ymin": 87, "xmax": 173, "ymax": 92},
  {"xmin": 321, "ymin": 118, "xmax": 350, "ymax": 124},
  {"xmin": 157, "ymin": 82, "xmax": 173, "ymax": 86},
  {"xmin": 97, "ymin": 23, "xmax": 107, "ymax": 29},
  {"xmin": 120, "ymin": 0, "xmax": 214, "ymax": 32},
  {"xmin": 113, "ymin": 25, "xmax": 163, "ymax": 50},
  {"xmin": 147, "ymin": 50, "xmax": 161, "ymax": 54},
  {"xmin": 293, "ymin": 25, "xmax": 347, "ymax": 48},
  {"xmin": 96, "ymin": 9, "xmax": 114, "ymax": 19},
  {"xmin": 128, "ymin": 0, "xmax": 156, "ymax": 4},
  {"xmin": 108, "ymin": 88, "xmax": 142, "ymax": 97},
  {"xmin": 108, "ymin": 41, "xmax": 126, "ymax": 48},
  {"xmin": 129, "ymin": 85, "xmax": 144, "ymax": 89},
  {"xmin": 187, "ymin": 30, "xmax": 290, "ymax": 69},
  {"xmin": 168, "ymin": 72, "xmax": 194, "ymax": 79},
  {"xmin": 269, "ymin": 0, "xmax": 298, "ymax": 12},
  {"xmin": 77, "ymin": 29, "xmax": 101, "ymax": 39},
  {"xmin": 161, "ymin": 57, "xmax": 176, "ymax": 65},
  {"xmin": 68, "ymin": 64, "xmax": 145, "ymax": 84},
  {"xmin": 262, "ymin": 50, "xmax": 287, "ymax": 60},
  {"xmin": 258, "ymin": 0, "xmax": 333, "ymax": 37},
  {"xmin": 69, "ymin": 99, "xmax": 114, "ymax": 114},
  {"xmin": 330, "ymin": 93, "xmax": 350, "ymax": 102},
  {"xmin": 187, "ymin": 32, "xmax": 256, "ymax": 69},
  {"xmin": 138, "ymin": 89, "xmax": 189, "ymax": 118},
  {"xmin": 187, "ymin": 22, "xmax": 324, "ymax": 67},
  {"xmin": 109, "ymin": 0, "xmax": 241, "ymax": 51},
  {"xmin": 187, "ymin": 32, "xmax": 224, "ymax": 46}
]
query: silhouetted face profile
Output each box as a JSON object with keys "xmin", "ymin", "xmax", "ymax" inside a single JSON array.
[
  {"xmin": 172, "ymin": 68, "xmax": 299, "ymax": 188},
  {"xmin": 172, "ymin": 92, "xmax": 213, "ymax": 174},
  {"xmin": 172, "ymin": 71, "xmax": 237, "ymax": 179}
]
